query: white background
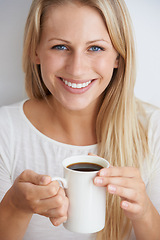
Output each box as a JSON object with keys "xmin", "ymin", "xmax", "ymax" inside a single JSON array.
[{"xmin": 0, "ymin": 0, "xmax": 160, "ymax": 107}]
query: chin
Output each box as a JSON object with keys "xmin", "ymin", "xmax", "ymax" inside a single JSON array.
[{"xmin": 54, "ymin": 95, "xmax": 95, "ymax": 112}]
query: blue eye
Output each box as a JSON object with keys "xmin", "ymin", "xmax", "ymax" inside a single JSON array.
[
  {"xmin": 89, "ymin": 46, "xmax": 104, "ymax": 52},
  {"xmin": 52, "ymin": 45, "xmax": 67, "ymax": 50}
]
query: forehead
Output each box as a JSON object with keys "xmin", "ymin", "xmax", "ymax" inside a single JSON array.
[{"xmin": 40, "ymin": 2, "xmax": 110, "ymax": 42}]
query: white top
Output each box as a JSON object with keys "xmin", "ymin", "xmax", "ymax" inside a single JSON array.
[{"xmin": 0, "ymin": 100, "xmax": 160, "ymax": 240}]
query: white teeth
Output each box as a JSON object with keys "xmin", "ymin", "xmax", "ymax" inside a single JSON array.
[
  {"xmin": 71, "ymin": 83, "xmax": 77, "ymax": 88},
  {"xmin": 62, "ymin": 79, "xmax": 91, "ymax": 89}
]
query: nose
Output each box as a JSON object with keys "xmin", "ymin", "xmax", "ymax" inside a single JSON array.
[{"xmin": 65, "ymin": 51, "xmax": 88, "ymax": 78}]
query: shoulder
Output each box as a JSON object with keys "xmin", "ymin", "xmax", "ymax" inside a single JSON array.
[
  {"xmin": 0, "ymin": 101, "xmax": 26, "ymax": 143},
  {"xmin": 136, "ymin": 100, "xmax": 160, "ymax": 130},
  {"xmin": 137, "ymin": 101, "xmax": 160, "ymax": 175},
  {"xmin": 0, "ymin": 101, "xmax": 26, "ymax": 164},
  {"xmin": 0, "ymin": 101, "xmax": 25, "ymax": 126},
  {"xmin": 137, "ymin": 100, "xmax": 160, "ymax": 159},
  {"xmin": 0, "ymin": 100, "xmax": 31, "ymax": 143},
  {"xmin": 137, "ymin": 100, "xmax": 160, "ymax": 150}
]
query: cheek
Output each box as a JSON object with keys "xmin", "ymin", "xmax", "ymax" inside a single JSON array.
[
  {"xmin": 40, "ymin": 56, "xmax": 62, "ymax": 83},
  {"xmin": 41, "ymin": 52, "xmax": 66, "ymax": 71},
  {"xmin": 95, "ymin": 58, "xmax": 115, "ymax": 79}
]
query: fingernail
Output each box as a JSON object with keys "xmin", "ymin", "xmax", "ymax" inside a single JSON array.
[
  {"xmin": 40, "ymin": 176, "xmax": 51, "ymax": 185},
  {"xmin": 94, "ymin": 177, "xmax": 103, "ymax": 185},
  {"xmin": 40, "ymin": 176, "xmax": 45, "ymax": 184},
  {"xmin": 100, "ymin": 169, "xmax": 107, "ymax": 176},
  {"xmin": 122, "ymin": 201, "xmax": 129, "ymax": 209},
  {"xmin": 108, "ymin": 185, "xmax": 116, "ymax": 193},
  {"xmin": 53, "ymin": 220, "xmax": 59, "ymax": 226}
]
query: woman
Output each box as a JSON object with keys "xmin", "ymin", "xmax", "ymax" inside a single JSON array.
[{"xmin": 0, "ymin": 0, "xmax": 160, "ymax": 239}]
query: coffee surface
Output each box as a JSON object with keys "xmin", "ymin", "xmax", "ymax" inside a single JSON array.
[{"xmin": 67, "ymin": 162, "xmax": 103, "ymax": 172}]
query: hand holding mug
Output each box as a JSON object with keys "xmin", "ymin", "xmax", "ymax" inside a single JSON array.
[
  {"xmin": 8, "ymin": 155, "xmax": 110, "ymax": 234},
  {"xmin": 8, "ymin": 169, "xmax": 69, "ymax": 225},
  {"xmin": 94, "ymin": 166, "xmax": 152, "ymax": 221}
]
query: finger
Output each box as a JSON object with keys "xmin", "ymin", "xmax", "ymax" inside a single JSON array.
[
  {"xmin": 94, "ymin": 176, "xmax": 139, "ymax": 189},
  {"xmin": 121, "ymin": 200, "xmax": 141, "ymax": 215},
  {"xmin": 50, "ymin": 216, "xmax": 68, "ymax": 226},
  {"xmin": 38, "ymin": 195, "xmax": 66, "ymax": 216},
  {"xmin": 56, "ymin": 186, "xmax": 66, "ymax": 197},
  {"xmin": 38, "ymin": 188, "xmax": 67, "ymax": 213},
  {"xmin": 29, "ymin": 180, "xmax": 61, "ymax": 200},
  {"xmin": 31, "ymin": 189, "xmax": 68, "ymax": 217},
  {"xmin": 98, "ymin": 167, "xmax": 140, "ymax": 178},
  {"xmin": 107, "ymin": 184, "xmax": 139, "ymax": 202},
  {"xmin": 19, "ymin": 169, "xmax": 51, "ymax": 186},
  {"xmin": 41, "ymin": 187, "xmax": 66, "ymax": 203},
  {"xmin": 42, "ymin": 194, "xmax": 69, "ymax": 218}
]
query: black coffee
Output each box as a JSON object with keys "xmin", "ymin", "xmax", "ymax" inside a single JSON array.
[{"xmin": 67, "ymin": 162, "xmax": 103, "ymax": 172}]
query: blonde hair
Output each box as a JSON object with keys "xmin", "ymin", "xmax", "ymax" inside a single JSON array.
[{"xmin": 23, "ymin": 0, "xmax": 148, "ymax": 239}]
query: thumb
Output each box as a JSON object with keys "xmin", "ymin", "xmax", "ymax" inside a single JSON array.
[{"xmin": 19, "ymin": 169, "xmax": 51, "ymax": 186}]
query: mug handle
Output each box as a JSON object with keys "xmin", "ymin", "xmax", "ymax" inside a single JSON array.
[{"xmin": 51, "ymin": 177, "xmax": 68, "ymax": 189}]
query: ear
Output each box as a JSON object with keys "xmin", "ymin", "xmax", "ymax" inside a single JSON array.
[{"xmin": 114, "ymin": 54, "xmax": 119, "ymax": 68}]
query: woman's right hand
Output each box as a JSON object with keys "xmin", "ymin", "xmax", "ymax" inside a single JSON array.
[{"xmin": 9, "ymin": 169, "xmax": 69, "ymax": 226}]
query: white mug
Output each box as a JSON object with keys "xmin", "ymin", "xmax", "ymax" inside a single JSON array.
[{"xmin": 52, "ymin": 155, "xmax": 110, "ymax": 234}]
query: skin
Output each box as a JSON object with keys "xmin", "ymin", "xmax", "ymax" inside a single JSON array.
[
  {"xmin": 0, "ymin": 170, "xmax": 69, "ymax": 240},
  {"xmin": 35, "ymin": 3, "xmax": 118, "ymax": 113},
  {"xmin": 0, "ymin": 3, "xmax": 118, "ymax": 240},
  {"xmin": 94, "ymin": 166, "xmax": 160, "ymax": 239},
  {"xmin": 1, "ymin": 2, "xmax": 160, "ymax": 240}
]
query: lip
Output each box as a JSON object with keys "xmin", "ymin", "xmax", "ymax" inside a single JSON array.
[{"xmin": 57, "ymin": 76, "xmax": 96, "ymax": 94}]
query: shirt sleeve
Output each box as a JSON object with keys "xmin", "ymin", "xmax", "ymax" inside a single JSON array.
[
  {"xmin": 0, "ymin": 107, "xmax": 13, "ymax": 202},
  {"xmin": 146, "ymin": 109, "xmax": 160, "ymax": 214}
]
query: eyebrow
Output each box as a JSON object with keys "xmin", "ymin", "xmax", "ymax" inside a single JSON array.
[
  {"xmin": 48, "ymin": 38, "xmax": 110, "ymax": 44},
  {"xmin": 86, "ymin": 39, "xmax": 110, "ymax": 44},
  {"xmin": 48, "ymin": 38, "xmax": 71, "ymax": 43}
]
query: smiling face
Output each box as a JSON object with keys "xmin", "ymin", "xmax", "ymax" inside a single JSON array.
[{"xmin": 35, "ymin": 2, "xmax": 119, "ymax": 112}]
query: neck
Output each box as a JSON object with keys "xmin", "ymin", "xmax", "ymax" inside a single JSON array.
[{"xmin": 46, "ymin": 96, "xmax": 101, "ymax": 146}]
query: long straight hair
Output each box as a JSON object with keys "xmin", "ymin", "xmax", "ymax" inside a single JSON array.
[{"xmin": 23, "ymin": 0, "xmax": 148, "ymax": 239}]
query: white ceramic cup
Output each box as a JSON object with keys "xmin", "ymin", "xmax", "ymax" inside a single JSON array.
[{"xmin": 52, "ymin": 155, "xmax": 110, "ymax": 234}]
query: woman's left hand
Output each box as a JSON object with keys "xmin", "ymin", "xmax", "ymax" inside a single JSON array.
[{"xmin": 94, "ymin": 166, "xmax": 151, "ymax": 221}]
